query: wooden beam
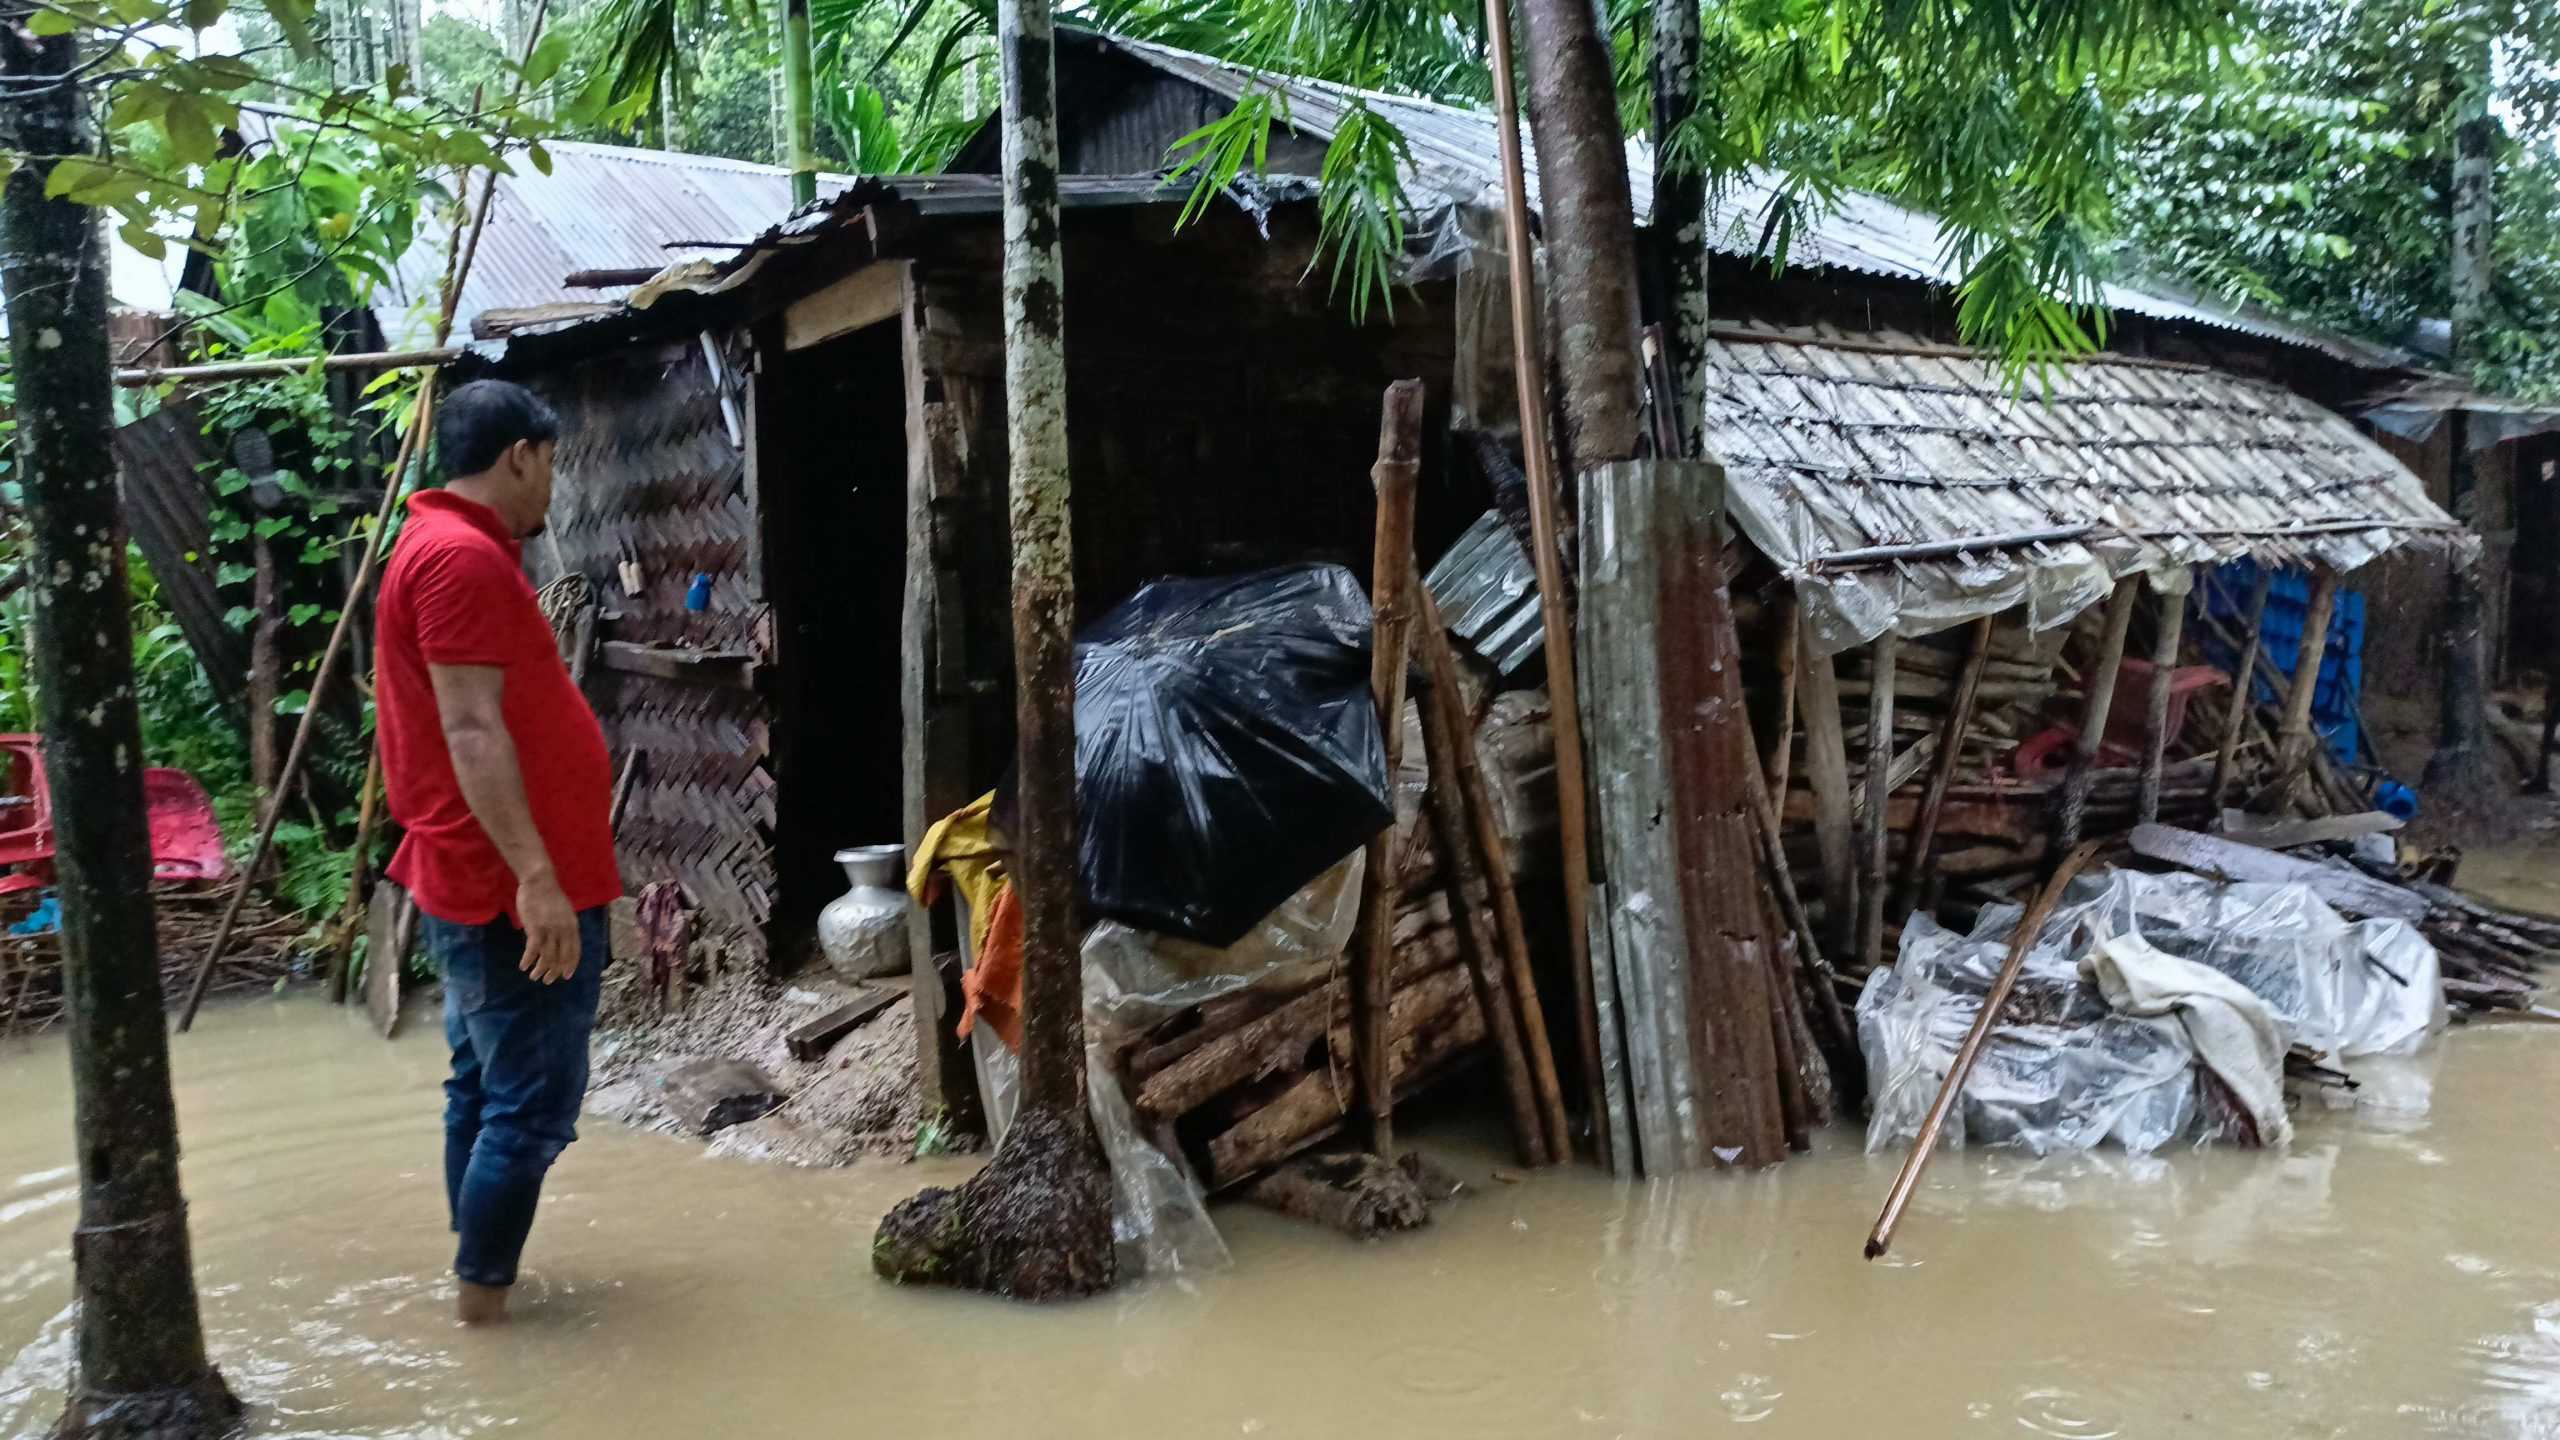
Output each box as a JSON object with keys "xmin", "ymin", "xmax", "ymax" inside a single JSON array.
[
  {"xmin": 596, "ymin": 639, "xmax": 760, "ymax": 688},
  {"xmin": 1797, "ymin": 619, "xmax": 1858, "ymax": 956},
  {"xmin": 2055, "ymin": 578, "xmax": 2141, "ymax": 852},
  {"xmin": 2209, "ymin": 570, "xmax": 2275, "ymax": 810},
  {"xmin": 2136, "ymin": 576, "xmax": 2191, "ymax": 824},
  {"xmin": 2256, "ymin": 566, "xmax": 2341, "ymax": 814},
  {"xmin": 1766, "ymin": 595, "xmax": 1799, "ymax": 810},
  {"xmin": 783, "ymin": 261, "xmax": 905, "ymax": 351},
  {"xmin": 1891, "ymin": 614, "xmax": 1994, "ymax": 919},
  {"xmin": 2217, "ymin": 809, "xmax": 2402, "ymax": 850},
  {"xmin": 2128, "ymin": 824, "xmax": 2428, "ymax": 920}
]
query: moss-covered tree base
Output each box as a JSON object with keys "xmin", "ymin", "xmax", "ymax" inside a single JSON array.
[
  {"xmin": 872, "ymin": 1106, "xmax": 1115, "ymax": 1300},
  {"xmin": 53, "ymin": 1369, "xmax": 242, "ymax": 1440}
]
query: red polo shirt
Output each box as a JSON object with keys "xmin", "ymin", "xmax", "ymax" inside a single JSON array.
[{"xmin": 377, "ymin": 490, "xmax": 620, "ymax": 925}]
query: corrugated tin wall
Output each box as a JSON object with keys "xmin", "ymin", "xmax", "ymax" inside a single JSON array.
[
  {"xmin": 539, "ymin": 340, "xmax": 776, "ymax": 956},
  {"xmin": 113, "ymin": 405, "xmax": 247, "ymax": 705}
]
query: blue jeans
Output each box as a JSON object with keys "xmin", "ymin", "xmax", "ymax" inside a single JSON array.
[{"xmin": 426, "ymin": 906, "xmax": 608, "ymax": 1288}]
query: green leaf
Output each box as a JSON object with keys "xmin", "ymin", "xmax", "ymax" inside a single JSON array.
[
  {"xmin": 162, "ymin": 92, "xmax": 220, "ymax": 167},
  {"xmin": 287, "ymin": 603, "xmax": 322, "ymax": 625},
  {"xmin": 44, "ymin": 156, "xmax": 140, "ymax": 207},
  {"xmin": 527, "ymin": 141, "xmax": 553, "ymax": 177},
  {"xmin": 223, "ymin": 605, "xmax": 256, "ymax": 628},
  {"xmin": 119, "ymin": 220, "xmax": 166, "ymax": 260},
  {"xmin": 27, "ymin": 9, "xmax": 78, "ymax": 36},
  {"xmin": 265, "ymin": 0, "xmax": 320, "ymax": 61},
  {"xmin": 523, "ymin": 30, "xmax": 572, "ymax": 87},
  {"xmin": 274, "ymin": 689, "xmax": 310, "ymax": 717},
  {"xmin": 183, "ymin": 0, "xmax": 227, "ymax": 29},
  {"xmin": 214, "ymin": 561, "xmax": 255, "ymax": 586}
]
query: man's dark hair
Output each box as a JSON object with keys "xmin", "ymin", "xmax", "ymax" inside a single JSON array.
[{"xmin": 436, "ymin": 379, "xmax": 559, "ymax": 479}]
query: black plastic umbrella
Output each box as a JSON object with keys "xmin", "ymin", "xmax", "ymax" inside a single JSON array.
[{"xmin": 1064, "ymin": 563, "xmax": 1392, "ymax": 948}]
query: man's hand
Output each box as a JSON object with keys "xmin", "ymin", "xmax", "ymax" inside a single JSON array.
[{"xmin": 517, "ymin": 869, "xmax": 580, "ymax": 984}]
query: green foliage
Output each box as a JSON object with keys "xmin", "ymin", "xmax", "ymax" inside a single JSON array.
[{"xmin": 2114, "ymin": 0, "xmax": 2560, "ymax": 400}]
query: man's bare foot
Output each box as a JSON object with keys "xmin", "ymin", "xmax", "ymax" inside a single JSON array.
[{"xmin": 458, "ymin": 1281, "xmax": 511, "ymax": 1326}]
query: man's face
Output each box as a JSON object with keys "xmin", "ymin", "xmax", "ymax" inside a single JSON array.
[{"xmin": 502, "ymin": 439, "xmax": 559, "ymax": 537}]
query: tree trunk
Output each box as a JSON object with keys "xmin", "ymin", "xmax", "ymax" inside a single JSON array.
[
  {"xmin": 2425, "ymin": 25, "xmax": 2505, "ymax": 827},
  {"xmin": 1649, "ymin": 0, "xmax": 1709, "ymax": 454},
  {"xmin": 248, "ymin": 538, "xmax": 281, "ymax": 797},
  {"xmin": 872, "ymin": 0, "xmax": 1114, "ymax": 1301},
  {"xmin": 0, "ymin": 13, "xmax": 241, "ymax": 1436},
  {"xmin": 781, "ymin": 0, "xmax": 818, "ymax": 204},
  {"xmin": 1519, "ymin": 0, "xmax": 1643, "ymax": 470}
]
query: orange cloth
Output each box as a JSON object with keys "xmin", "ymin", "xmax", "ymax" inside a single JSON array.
[{"xmin": 957, "ymin": 883, "xmax": 1024, "ymax": 1053}]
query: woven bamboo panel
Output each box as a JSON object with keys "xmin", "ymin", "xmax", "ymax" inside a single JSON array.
[{"xmin": 538, "ymin": 340, "xmax": 776, "ymax": 956}]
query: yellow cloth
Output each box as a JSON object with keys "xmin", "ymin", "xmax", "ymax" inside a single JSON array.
[{"xmin": 907, "ymin": 791, "xmax": 1023, "ymax": 1051}]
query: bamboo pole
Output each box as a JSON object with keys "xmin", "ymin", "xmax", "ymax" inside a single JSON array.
[
  {"xmin": 1481, "ymin": 0, "xmax": 1608, "ymax": 1169},
  {"xmin": 2136, "ymin": 578, "xmax": 2191, "ymax": 824},
  {"xmin": 1865, "ymin": 841, "xmax": 2101, "ymax": 1260},
  {"xmin": 2254, "ymin": 566, "xmax": 2341, "ymax": 814},
  {"xmin": 1354, "ymin": 379, "xmax": 1425, "ymax": 1155},
  {"xmin": 178, "ymin": 0, "xmax": 553, "ymax": 1032},
  {"xmin": 1857, "ymin": 632, "xmax": 1899, "ymax": 974},
  {"xmin": 2053, "ymin": 579, "xmax": 2141, "ymax": 855},
  {"xmin": 114, "ymin": 347, "xmax": 462, "ymax": 387},
  {"xmin": 1890, "ymin": 615, "xmax": 1993, "ymax": 921},
  {"xmin": 1767, "ymin": 596, "xmax": 1799, "ymax": 810},
  {"xmin": 2209, "ymin": 570, "xmax": 2275, "ymax": 811},
  {"xmin": 1415, "ymin": 585, "xmax": 1571, "ymax": 1160}
]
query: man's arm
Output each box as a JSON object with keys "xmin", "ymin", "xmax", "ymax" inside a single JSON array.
[{"xmin": 428, "ymin": 662, "xmax": 581, "ymax": 983}]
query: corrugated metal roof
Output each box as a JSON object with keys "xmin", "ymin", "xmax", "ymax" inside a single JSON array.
[
  {"xmin": 1096, "ymin": 35, "xmax": 2413, "ymax": 371},
  {"xmin": 1697, "ymin": 332, "xmax": 2465, "ymax": 652},
  {"xmin": 380, "ymin": 142, "xmax": 855, "ymax": 347},
  {"xmin": 1424, "ymin": 511, "xmax": 1543, "ymax": 675}
]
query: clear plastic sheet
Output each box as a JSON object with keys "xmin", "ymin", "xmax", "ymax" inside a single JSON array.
[
  {"xmin": 964, "ymin": 854, "xmax": 1366, "ymax": 1281},
  {"xmin": 1057, "ymin": 564, "xmax": 1391, "ymax": 948},
  {"xmin": 1859, "ymin": 867, "xmax": 2449, "ymax": 1156}
]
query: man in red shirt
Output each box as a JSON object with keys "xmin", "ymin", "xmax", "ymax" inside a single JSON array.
[{"xmin": 377, "ymin": 379, "xmax": 620, "ymax": 1326}]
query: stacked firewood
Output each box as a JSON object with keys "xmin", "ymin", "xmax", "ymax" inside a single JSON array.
[
  {"xmin": 1096, "ymin": 695, "xmax": 1561, "ymax": 1192},
  {"xmin": 0, "ymin": 881, "xmax": 305, "ymax": 1034}
]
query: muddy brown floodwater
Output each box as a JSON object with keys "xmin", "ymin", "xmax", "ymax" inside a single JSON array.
[{"xmin": 4, "ymin": 845, "xmax": 2560, "ymax": 1438}]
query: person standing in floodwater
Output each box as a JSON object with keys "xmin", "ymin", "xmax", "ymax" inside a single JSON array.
[{"xmin": 375, "ymin": 379, "xmax": 621, "ymax": 1327}]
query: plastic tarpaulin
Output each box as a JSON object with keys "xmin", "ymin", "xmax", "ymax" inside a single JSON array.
[
  {"xmin": 1059, "ymin": 565, "xmax": 1391, "ymax": 949},
  {"xmin": 1859, "ymin": 867, "xmax": 2447, "ymax": 1156}
]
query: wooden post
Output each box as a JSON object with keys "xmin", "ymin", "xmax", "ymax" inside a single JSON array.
[
  {"xmin": 2054, "ymin": 578, "xmax": 2141, "ymax": 853},
  {"xmin": 324, "ymin": 744, "xmax": 383, "ymax": 1005},
  {"xmin": 1857, "ymin": 633, "xmax": 1900, "ymax": 974},
  {"xmin": 247, "ymin": 535, "xmax": 282, "ymax": 796},
  {"xmin": 1354, "ymin": 379, "xmax": 1425, "ymax": 1155},
  {"xmin": 1415, "ymin": 585, "xmax": 1571, "ymax": 1161},
  {"xmin": 2136, "ymin": 576, "xmax": 2191, "ymax": 824},
  {"xmin": 2263, "ymin": 566, "xmax": 2341, "ymax": 813},
  {"xmin": 1482, "ymin": 0, "xmax": 1608, "ymax": 1166},
  {"xmin": 2210, "ymin": 570, "xmax": 2275, "ymax": 810},
  {"xmin": 1798, "ymin": 617, "xmax": 1858, "ymax": 957},
  {"xmin": 1891, "ymin": 615, "xmax": 1993, "ymax": 921}
]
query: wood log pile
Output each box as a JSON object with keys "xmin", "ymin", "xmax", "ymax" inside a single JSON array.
[{"xmin": 1, "ymin": 881, "xmax": 304, "ymax": 1035}]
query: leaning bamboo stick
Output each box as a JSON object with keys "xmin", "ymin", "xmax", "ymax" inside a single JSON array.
[
  {"xmin": 1481, "ymin": 0, "xmax": 1608, "ymax": 1169},
  {"xmin": 2054, "ymin": 579, "xmax": 2141, "ymax": 854},
  {"xmin": 2251, "ymin": 566, "xmax": 2340, "ymax": 815},
  {"xmin": 1865, "ymin": 841, "xmax": 2101, "ymax": 1260},
  {"xmin": 324, "ymin": 743, "xmax": 384, "ymax": 1005},
  {"xmin": 1415, "ymin": 585, "xmax": 1571, "ymax": 1161},
  {"xmin": 1354, "ymin": 379, "xmax": 1425, "ymax": 1155},
  {"xmin": 1418, "ymin": 679, "xmax": 1547, "ymax": 1167},
  {"xmin": 1767, "ymin": 596, "xmax": 1799, "ymax": 809},
  {"xmin": 179, "ymin": 0, "xmax": 557, "ymax": 1032},
  {"xmin": 1891, "ymin": 615, "xmax": 1994, "ymax": 921},
  {"xmin": 2209, "ymin": 570, "xmax": 2275, "ymax": 810}
]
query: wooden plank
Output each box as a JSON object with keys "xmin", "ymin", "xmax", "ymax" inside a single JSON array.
[
  {"xmin": 783, "ymin": 261, "xmax": 905, "ymax": 351},
  {"xmin": 2127, "ymin": 824, "xmax": 2429, "ymax": 920},
  {"xmin": 597, "ymin": 640, "xmax": 760, "ymax": 688},
  {"xmin": 2056, "ymin": 578, "xmax": 2141, "ymax": 851},
  {"xmin": 1797, "ymin": 620, "xmax": 1859, "ymax": 954},
  {"xmin": 362, "ymin": 880, "xmax": 413, "ymax": 1040},
  {"xmin": 2216, "ymin": 809, "xmax": 2403, "ymax": 850},
  {"xmin": 784, "ymin": 987, "xmax": 900, "ymax": 1061}
]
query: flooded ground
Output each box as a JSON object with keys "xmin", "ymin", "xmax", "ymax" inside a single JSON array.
[{"xmin": 3, "ymin": 847, "xmax": 2558, "ymax": 1437}]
